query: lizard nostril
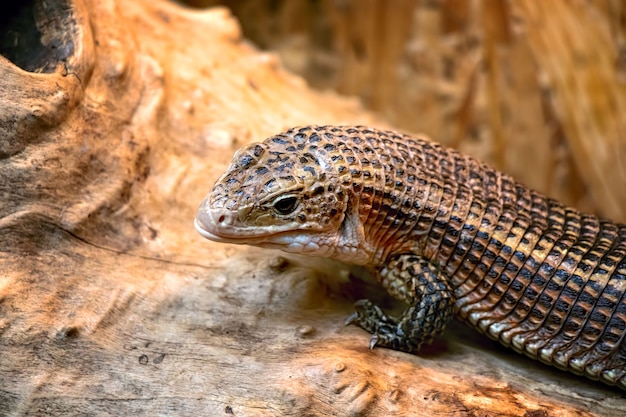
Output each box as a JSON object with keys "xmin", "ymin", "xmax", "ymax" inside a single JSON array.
[{"xmin": 218, "ymin": 215, "xmax": 226, "ymax": 223}]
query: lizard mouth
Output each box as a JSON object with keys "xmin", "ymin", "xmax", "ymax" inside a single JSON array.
[
  {"xmin": 193, "ymin": 217, "xmax": 231, "ymax": 241},
  {"xmin": 194, "ymin": 207, "xmax": 331, "ymax": 255},
  {"xmin": 194, "ymin": 207, "xmax": 294, "ymax": 243},
  {"xmin": 194, "ymin": 208, "xmax": 256, "ymax": 243}
]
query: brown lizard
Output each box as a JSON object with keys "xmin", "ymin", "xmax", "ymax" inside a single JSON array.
[{"xmin": 195, "ymin": 125, "xmax": 626, "ymax": 389}]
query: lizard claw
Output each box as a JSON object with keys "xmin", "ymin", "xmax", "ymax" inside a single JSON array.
[
  {"xmin": 345, "ymin": 298, "xmax": 393, "ymax": 334},
  {"xmin": 353, "ymin": 299, "xmax": 370, "ymax": 308},
  {"xmin": 344, "ymin": 299, "xmax": 373, "ymax": 326},
  {"xmin": 369, "ymin": 334, "xmax": 380, "ymax": 350},
  {"xmin": 344, "ymin": 312, "xmax": 360, "ymax": 326}
]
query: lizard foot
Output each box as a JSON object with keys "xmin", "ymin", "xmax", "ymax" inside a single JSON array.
[{"xmin": 345, "ymin": 299, "xmax": 410, "ymax": 351}]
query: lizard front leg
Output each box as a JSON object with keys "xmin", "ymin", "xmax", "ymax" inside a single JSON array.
[{"xmin": 346, "ymin": 254, "xmax": 454, "ymax": 353}]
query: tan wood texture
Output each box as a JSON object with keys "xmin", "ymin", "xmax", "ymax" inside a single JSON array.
[{"xmin": 1, "ymin": 1, "xmax": 624, "ymax": 415}]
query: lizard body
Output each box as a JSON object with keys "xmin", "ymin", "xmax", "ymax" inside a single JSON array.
[{"xmin": 195, "ymin": 125, "xmax": 626, "ymax": 389}]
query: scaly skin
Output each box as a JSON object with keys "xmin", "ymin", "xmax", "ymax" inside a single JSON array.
[{"xmin": 195, "ymin": 125, "xmax": 626, "ymax": 389}]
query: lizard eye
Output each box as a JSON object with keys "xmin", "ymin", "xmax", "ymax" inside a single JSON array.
[{"xmin": 272, "ymin": 195, "xmax": 299, "ymax": 215}]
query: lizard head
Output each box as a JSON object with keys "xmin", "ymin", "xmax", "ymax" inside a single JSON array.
[{"xmin": 195, "ymin": 126, "xmax": 367, "ymax": 260}]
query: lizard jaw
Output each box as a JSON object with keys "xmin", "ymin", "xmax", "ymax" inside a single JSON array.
[
  {"xmin": 194, "ymin": 216, "xmax": 232, "ymax": 242},
  {"xmin": 194, "ymin": 207, "xmax": 334, "ymax": 255},
  {"xmin": 194, "ymin": 207, "xmax": 261, "ymax": 242}
]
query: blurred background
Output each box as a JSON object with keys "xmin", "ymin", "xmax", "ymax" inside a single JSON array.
[{"xmin": 180, "ymin": 0, "xmax": 625, "ymax": 222}]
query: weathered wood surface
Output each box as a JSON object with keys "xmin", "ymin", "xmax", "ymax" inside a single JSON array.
[{"xmin": 1, "ymin": 1, "xmax": 625, "ymax": 416}]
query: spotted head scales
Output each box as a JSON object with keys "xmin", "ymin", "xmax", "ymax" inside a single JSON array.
[{"xmin": 195, "ymin": 126, "xmax": 376, "ymax": 263}]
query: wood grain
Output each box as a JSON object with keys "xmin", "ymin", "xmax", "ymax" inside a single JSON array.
[{"xmin": 1, "ymin": 0, "xmax": 624, "ymax": 415}]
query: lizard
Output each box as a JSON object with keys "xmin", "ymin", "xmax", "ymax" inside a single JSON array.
[{"xmin": 194, "ymin": 125, "xmax": 626, "ymax": 389}]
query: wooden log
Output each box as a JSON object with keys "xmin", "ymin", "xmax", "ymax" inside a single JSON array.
[{"xmin": 1, "ymin": 0, "xmax": 624, "ymax": 415}]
